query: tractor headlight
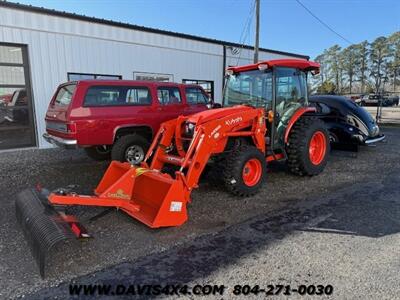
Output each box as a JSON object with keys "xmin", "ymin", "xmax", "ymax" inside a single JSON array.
[{"xmin": 184, "ymin": 122, "xmax": 195, "ymax": 137}]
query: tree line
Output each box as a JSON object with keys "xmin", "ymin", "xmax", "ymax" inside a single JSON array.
[{"xmin": 312, "ymin": 31, "xmax": 400, "ymax": 95}]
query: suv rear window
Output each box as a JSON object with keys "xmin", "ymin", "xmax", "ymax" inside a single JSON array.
[
  {"xmin": 84, "ymin": 86, "xmax": 151, "ymax": 106},
  {"xmin": 54, "ymin": 84, "xmax": 76, "ymax": 106}
]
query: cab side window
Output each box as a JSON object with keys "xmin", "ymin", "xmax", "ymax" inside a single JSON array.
[
  {"xmin": 157, "ymin": 87, "xmax": 182, "ymax": 105},
  {"xmin": 275, "ymin": 67, "xmax": 307, "ymax": 115},
  {"xmin": 185, "ymin": 87, "xmax": 209, "ymax": 105}
]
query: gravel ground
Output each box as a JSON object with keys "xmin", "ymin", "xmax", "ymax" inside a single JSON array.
[{"xmin": 0, "ymin": 127, "xmax": 399, "ymax": 299}]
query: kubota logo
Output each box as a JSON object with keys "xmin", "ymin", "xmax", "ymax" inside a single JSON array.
[
  {"xmin": 107, "ymin": 189, "xmax": 130, "ymax": 200},
  {"xmin": 225, "ymin": 116, "xmax": 243, "ymax": 126}
]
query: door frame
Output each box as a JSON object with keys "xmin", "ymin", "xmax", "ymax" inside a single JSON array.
[{"xmin": 0, "ymin": 42, "xmax": 37, "ymax": 149}]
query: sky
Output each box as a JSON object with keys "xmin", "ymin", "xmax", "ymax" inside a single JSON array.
[{"xmin": 8, "ymin": 0, "xmax": 400, "ymax": 59}]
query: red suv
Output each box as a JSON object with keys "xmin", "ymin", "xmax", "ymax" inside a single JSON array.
[{"xmin": 44, "ymin": 80, "xmax": 214, "ymax": 163}]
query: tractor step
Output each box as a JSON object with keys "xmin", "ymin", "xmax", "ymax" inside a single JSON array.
[{"xmin": 15, "ymin": 188, "xmax": 89, "ymax": 278}]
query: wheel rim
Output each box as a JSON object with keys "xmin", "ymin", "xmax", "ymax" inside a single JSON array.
[
  {"xmin": 309, "ymin": 131, "xmax": 327, "ymax": 165},
  {"xmin": 242, "ymin": 158, "xmax": 262, "ymax": 187},
  {"xmin": 329, "ymin": 133, "xmax": 337, "ymax": 143},
  {"xmin": 125, "ymin": 145, "xmax": 145, "ymax": 164}
]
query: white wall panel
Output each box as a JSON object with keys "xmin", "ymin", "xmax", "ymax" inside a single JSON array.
[{"xmin": 0, "ymin": 6, "xmax": 304, "ymax": 149}]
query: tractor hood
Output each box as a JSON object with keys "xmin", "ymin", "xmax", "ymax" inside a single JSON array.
[{"xmin": 186, "ymin": 105, "xmax": 254, "ymax": 125}]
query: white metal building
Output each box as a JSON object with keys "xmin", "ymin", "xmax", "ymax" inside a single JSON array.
[{"xmin": 0, "ymin": 2, "xmax": 308, "ymax": 150}]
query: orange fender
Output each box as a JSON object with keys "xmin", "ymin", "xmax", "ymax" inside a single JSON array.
[{"xmin": 284, "ymin": 107, "xmax": 316, "ymax": 144}]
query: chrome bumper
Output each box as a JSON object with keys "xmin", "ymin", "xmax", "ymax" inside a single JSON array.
[
  {"xmin": 43, "ymin": 133, "xmax": 77, "ymax": 149},
  {"xmin": 364, "ymin": 135, "xmax": 385, "ymax": 145}
]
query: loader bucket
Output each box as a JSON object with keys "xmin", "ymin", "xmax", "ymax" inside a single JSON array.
[
  {"xmin": 94, "ymin": 162, "xmax": 189, "ymax": 228},
  {"xmin": 15, "ymin": 189, "xmax": 74, "ymax": 278}
]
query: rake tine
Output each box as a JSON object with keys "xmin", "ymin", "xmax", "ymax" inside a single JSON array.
[{"xmin": 15, "ymin": 189, "xmax": 74, "ymax": 278}]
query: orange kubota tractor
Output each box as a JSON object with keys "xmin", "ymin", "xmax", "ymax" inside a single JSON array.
[{"xmin": 16, "ymin": 59, "xmax": 330, "ymax": 277}]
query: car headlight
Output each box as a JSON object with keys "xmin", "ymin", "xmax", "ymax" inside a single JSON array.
[{"xmin": 371, "ymin": 124, "xmax": 379, "ymax": 137}]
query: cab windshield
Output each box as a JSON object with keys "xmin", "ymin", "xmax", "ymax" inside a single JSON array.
[
  {"xmin": 224, "ymin": 70, "xmax": 272, "ymax": 109},
  {"xmin": 223, "ymin": 68, "xmax": 308, "ymax": 111}
]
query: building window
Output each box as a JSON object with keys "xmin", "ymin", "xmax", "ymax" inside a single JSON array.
[
  {"xmin": 0, "ymin": 43, "xmax": 36, "ymax": 149},
  {"xmin": 67, "ymin": 72, "xmax": 122, "ymax": 81},
  {"xmin": 157, "ymin": 87, "xmax": 181, "ymax": 105},
  {"xmin": 182, "ymin": 79, "xmax": 214, "ymax": 99},
  {"xmin": 133, "ymin": 72, "xmax": 173, "ymax": 82}
]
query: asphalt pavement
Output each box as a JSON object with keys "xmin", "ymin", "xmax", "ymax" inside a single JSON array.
[{"xmin": 0, "ymin": 127, "xmax": 399, "ymax": 299}]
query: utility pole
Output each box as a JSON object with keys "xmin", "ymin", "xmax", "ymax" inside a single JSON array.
[{"xmin": 253, "ymin": 0, "xmax": 260, "ymax": 63}]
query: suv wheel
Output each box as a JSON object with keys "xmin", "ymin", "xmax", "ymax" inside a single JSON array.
[
  {"xmin": 84, "ymin": 146, "xmax": 111, "ymax": 161},
  {"xmin": 111, "ymin": 134, "xmax": 150, "ymax": 164}
]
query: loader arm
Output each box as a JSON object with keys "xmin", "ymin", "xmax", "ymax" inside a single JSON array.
[{"xmin": 147, "ymin": 106, "xmax": 266, "ymax": 193}]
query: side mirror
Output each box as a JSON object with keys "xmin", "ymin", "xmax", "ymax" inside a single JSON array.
[
  {"xmin": 311, "ymin": 69, "xmax": 320, "ymax": 76},
  {"xmin": 208, "ymin": 102, "xmax": 222, "ymax": 109},
  {"xmin": 212, "ymin": 103, "xmax": 222, "ymax": 109}
]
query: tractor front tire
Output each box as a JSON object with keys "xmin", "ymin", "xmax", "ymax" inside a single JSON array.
[
  {"xmin": 287, "ymin": 117, "xmax": 330, "ymax": 176},
  {"xmin": 222, "ymin": 145, "xmax": 267, "ymax": 197}
]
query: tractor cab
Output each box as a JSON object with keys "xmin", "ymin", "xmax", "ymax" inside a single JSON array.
[{"xmin": 223, "ymin": 59, "xmax": 319, "ymax": 150}]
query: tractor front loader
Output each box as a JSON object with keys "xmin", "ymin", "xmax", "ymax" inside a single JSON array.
[{"xmin": 15, "ymin": 59, "xmax": 330, "ymax": 277}]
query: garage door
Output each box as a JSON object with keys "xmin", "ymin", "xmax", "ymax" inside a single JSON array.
[{"xmin": 0, "ymin": 43, "xmax": 36, "ymax": 150}]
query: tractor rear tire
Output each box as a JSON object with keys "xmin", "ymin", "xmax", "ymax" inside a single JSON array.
[
  {"xmin": 222, "ymin": 145, "xmax": 267, "ymax": 197},
  {"xmin": 287, "ymin": 117, "xmax": 330, "ymax": 176}
]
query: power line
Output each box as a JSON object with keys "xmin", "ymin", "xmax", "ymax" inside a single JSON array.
[
  {"xmin": 295, "ymin": 0, "xmax": 354, "ymax": 45},
  {"xmin": 254, "ymin": 0, "xmax": 260, "ymax": 63},
  {"xmin": 238, "ymin": 0, "xmax": 255, "ymax": 46},
  {"xmin": 236, "ymin": 0, "xmax": 256, "ymax": 64}
]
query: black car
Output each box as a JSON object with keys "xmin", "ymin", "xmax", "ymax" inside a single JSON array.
[{"xmin": 310, "ymin": 95, "xmax": 385, "ymax": 146}]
